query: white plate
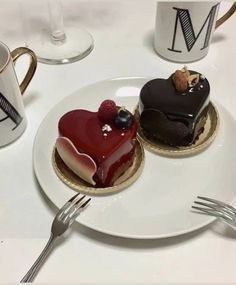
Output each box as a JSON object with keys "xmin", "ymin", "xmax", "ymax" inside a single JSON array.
[{"xmin": 33, "ymin": 77, "xmax": 236, "ymax": 239}]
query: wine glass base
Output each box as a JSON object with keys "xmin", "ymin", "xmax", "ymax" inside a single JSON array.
[{"xmin": 26, "ymin": 27, "xmax": 94, "ymax": 64}]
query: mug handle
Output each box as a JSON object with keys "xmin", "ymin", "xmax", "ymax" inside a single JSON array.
[
  {"xmin": 10, "ymin": 47, "xmax": 37, "ymax": 95},
  {"xmin": 216, "ymin": 2, "xmax": 236, "ymax": 28}
]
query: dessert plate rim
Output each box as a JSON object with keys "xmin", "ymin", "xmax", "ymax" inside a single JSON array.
[{"xmin": 33, "ymin": 76, "xmax": 236, "ymax": 239}]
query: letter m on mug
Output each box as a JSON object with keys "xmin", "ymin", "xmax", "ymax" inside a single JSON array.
[{"xmin": 168, "ymin": 3, "xmax": 219, "ymax": 53}]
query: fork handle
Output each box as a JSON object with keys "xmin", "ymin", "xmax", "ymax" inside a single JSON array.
[{"xmin": 20, "ymin": 234, "xmax": 57, "ymax": 283}]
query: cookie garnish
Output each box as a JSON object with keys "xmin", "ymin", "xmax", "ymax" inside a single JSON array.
[{"xmin": 173, "ymin": 66, "xmax": 200, "ymax": 92}]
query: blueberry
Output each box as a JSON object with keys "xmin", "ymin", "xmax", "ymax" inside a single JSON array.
[{"xmin": 115, "ymin": 109, "xmax": 133, "ymax": 129}]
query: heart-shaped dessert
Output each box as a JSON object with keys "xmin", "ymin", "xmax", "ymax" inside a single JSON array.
[
  {"xmin": 56, "ymin": 100, "xmax": 137, "ymax": 188},
  {"xmin": 139, "ymin": 67, "xmax": 210, "ymax": 146}
]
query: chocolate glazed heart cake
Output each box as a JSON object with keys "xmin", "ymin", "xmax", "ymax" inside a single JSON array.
[
  {"xmin": 55, "ymin": 100, "xmax": 138, "ymax": 188},
  {"xmin": 139, "ymin": 67, "xmax": 210, "ymax": 147}
]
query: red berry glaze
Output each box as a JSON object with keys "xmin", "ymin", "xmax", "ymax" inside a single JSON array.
[
  {"xmin": 58, "ymin": 108, "xmax": 137, "ymax": 188},
  {"xmin": 98, "ymin": 100, "xmax": 117, "ymax": 123}
]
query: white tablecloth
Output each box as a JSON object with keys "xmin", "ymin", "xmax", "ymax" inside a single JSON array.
[{"xmin": 0, "ymin": 0, "xmax": 236, "ymax": 283}]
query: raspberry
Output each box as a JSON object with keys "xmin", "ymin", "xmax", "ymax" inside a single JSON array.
[{"xmin": 98, "ymin": 100, "xmax": 117, "ymax": 122}]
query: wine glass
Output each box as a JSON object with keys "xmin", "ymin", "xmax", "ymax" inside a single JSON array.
[{"xmin": 26, "ymin": 0, "xmax": 94, "ymax": 64}]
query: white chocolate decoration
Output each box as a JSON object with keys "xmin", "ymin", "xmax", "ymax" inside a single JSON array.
[
  {"xmin": 56, "ymin": 137, "xmax": 97, "ymax": 185},
  {"xmin": 102, "ymin": 124, "xmax": 112, "ymax": 132}
]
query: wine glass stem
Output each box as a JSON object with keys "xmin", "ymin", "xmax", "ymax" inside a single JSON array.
[{"xmin": 48, "ymin": 0, "xmax": 66, "ymax": 44}]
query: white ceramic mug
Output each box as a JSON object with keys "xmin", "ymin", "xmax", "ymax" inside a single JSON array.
[
  {"xmin": 154, "ymin": 2, "xmax": 236, "ymax": 62},
  {"xmin": 0, "ymin": 42, "xmax": 37, "ymax": 147}
]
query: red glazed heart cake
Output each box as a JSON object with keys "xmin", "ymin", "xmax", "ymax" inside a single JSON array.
[{"xmin": 55, "ymin": 100, "xmax": 137, "ymax": 188}]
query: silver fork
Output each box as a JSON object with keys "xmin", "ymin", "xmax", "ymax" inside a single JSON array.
[
  {"xmin": 192, "ymin": 196, "xmax": 236, "ymax": 227},
  {"xmin": 21, "ymin": 193, "xmax": 91, "ymax": 283}
]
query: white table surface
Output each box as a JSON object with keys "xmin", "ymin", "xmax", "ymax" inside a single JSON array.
[{"xmin": 0, "ymin": 0, "xmax": 236, "ymax": 283}]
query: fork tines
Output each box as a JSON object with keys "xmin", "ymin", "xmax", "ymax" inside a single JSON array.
[
  {"xmin": 60, "ymin": 193, "xmax": 91, "ymax": 215},
  {"xmin": 192, "ymin": 196, "xmax": 236, "ymax": 225},
  {"xmin": 79, "ymin": 197, "xmax": 91, "ymax": 208},
  {"xmin": 70, "ymin": 193, "xmax": 91, "ymax": 209}
]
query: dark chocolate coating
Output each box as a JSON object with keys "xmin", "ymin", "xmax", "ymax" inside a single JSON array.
[{"xmin": 139, "ymin": 71, "xmax": 210, "ymax": 146}]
